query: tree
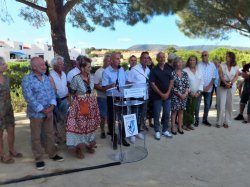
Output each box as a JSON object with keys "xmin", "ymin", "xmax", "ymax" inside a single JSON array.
[
  {"xmin": 164, "ymin": 46, "xmax": 178, "ymax": 54},
  {"xmin": 2, "ymin": 0, "xmax": 188, "ymax": 71},
  {"xmin": 177, "ymin": 0, "xmax": 250, "ymax": 40}
]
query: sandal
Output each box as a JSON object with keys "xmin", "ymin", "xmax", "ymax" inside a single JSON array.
[
  {"xmin": 75, "ymin": 148, "xmax": 84, "ymax": 159},
  {"xmin": 242, "ymin": 120, "xmax": 249, "ymax": 124},
  {"xmin": 9, "ymin": 151, "xmax": 23, "ymax": 158},
  {"xmin": 223, "ymin": 124, "xmax": 229, "ymax": 128},
  {"xmin": 215, "ymin": 124, "xmax": 221, "ymax": 128},
  {"xmin": 1, "ymin": 155, "xmax": 15, "ymax": 164},
  {"xmin": 182, "ymin": 126, "xmax": 190, "ymax": 131},
  {"xmin": 86, "ymin": 146, "xmax": 95, "ymax": 154}
]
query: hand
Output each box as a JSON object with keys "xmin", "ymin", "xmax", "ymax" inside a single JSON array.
[
  {"xmin": 203, "ymin": 86, "xmax": 210, "ymax": 92},
  {"xmin": 241, "ymin": 72, "xmax": 249, "ymax": 79},
  {"xmin": 161, "ymin": 92, "xmax": 169, "ymax": 100}
]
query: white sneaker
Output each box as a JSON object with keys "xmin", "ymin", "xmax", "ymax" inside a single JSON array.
[
  {"xmin": 162, "ymin": 130, "xmax": 173, "ymax": 138},
  {"xmin": 155, "ymin": 132, "xmax": 161, "ymax": 140},
  {"xmin": 136, "ymin": 133, "xmax": 144, "ymax": 140},
  {"xmin": 130, "ymin": 136, "xmax": 136, "ymax": 144}
]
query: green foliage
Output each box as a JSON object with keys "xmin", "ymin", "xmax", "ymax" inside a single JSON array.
[
  {"xmin": 91, "ymin": 65, "xmax": 101, "ymax": 74},
  {"xmin": 177, "ymin": 0, "xmax": 250, "ymax": 39},
  {"xmin": 121, "ymin": 62, "xmax": 129, "ymax": 71},
  {"xmin": 175, "ymin": 50, "xmax": 201, "ymax": 63},
  {"xmin": 5, "ymin": 62, "xmax": 30, "ymax": 112},
  {"xmin": 164, "ymin": 47, "xmax": 177, "ymax": 54},
  {"xmin": 5, "ymin": 62, "xmax": 30, "ymax": 90},
  {"xmin": 10, "ymin": 87, "xmax": 27, "ymax": 112}
]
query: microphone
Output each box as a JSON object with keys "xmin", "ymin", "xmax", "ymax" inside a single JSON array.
[{"xmin": 116, "ymin": 65, "xmax": 121, "ymax": 91}]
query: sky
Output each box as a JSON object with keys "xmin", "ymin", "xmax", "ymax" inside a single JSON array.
[{"xmin": 1, "ymin": 1, "xmax": 250, "ymax": 49}]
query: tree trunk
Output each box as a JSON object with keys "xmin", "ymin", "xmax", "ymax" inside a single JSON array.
[{"xmin": 50, "ymin": 18, "xmax": 72, "ymax": 73}]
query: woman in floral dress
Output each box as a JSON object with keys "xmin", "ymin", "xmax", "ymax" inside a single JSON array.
[
  {"xmin": 66, "ymin": 57, "xmax": 100, "ymax": 159},
  {"xmin": 171, "ymin": 57, "xmax": 190, "ymax": 135}
]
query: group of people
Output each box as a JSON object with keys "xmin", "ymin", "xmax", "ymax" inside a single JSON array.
[{"xmin": 0, "ymin": 49, "xmax": 241, "ymax": 170}]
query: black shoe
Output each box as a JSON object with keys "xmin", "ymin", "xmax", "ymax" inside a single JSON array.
[
  {"xmin": 171, "ymin": 130, "xmax": 177, "ymax": 135},
  {"xmin": 36, "ymin": 161, "xmax": 45, "ymax": 170},
  {"xmin": 51, "ymin": 155, "xmax": 64, "ymax": 162},
  {"xmin": 107, "ymin": 131, "xmax": 111, "ymax": 136},
  {"xmin": 120, "ymin": 139, "xmax": 130, "ymax": 147},
  {"xmin": 178, "ymin": 129, "xmax": 184, "ymax": 135},
  {"xmin": 203, "ymin": 120, "xmax": 212, "ymax": 127},
  {"xmin": 100, "ymin": 132, "xmax": 106, "ymax": 139},
  {"xmin": 194, "ymin": 121, "xmax": 199, "ymax": 127},
  {"xmin": 234, "ymin": 114, "xmax": 244, "ymax": 120}
]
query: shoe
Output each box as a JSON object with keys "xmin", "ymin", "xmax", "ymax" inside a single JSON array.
[
  {"xmin": 234, "ymin": 114, "xmax": 244, "ymax": 120},
  {"xmin": 162, "ymin": 130, "xmax": 173, "ymax": 138},
  {"xmin": 121, "ymin": 139, "xmax": 130, "ymax": 147},
  {"xmin": 223, "ymin": 124, "xmax": 229, "ymax": 128},
  {"xmin": 203, "ymin": 120, "xmax": 212, "ymax": 127},
  {"xmin": 178, "ymin": 129, "xmax": 184, "ymax": 134},
  {"xmin": 36, "ymin": 161, "xmax": 45, "ymax": 170},
  {"xmin": 188, "ymin": 126, "xmax": 195, "ymax": 130},
  {"xmin": 171, "ymin": 130, "xmax": 177, "ymax": 135},
  {"xmin": 182, "ymin": 126, "xmax": 190, "ymax": 131},
  {"xmin": 149, "ymin": 123, "xmax": 154, "ymax": 128},
  {"xmin": 155, "ymin": 132, "xmax": 161, "ymax": 140},
  {"xmin": 194, "ymin": 120, "xmax": 199, "ymax": 127},
  {"xmin": 51, "ymin": 155, "xmax": 64, "ymax": 162},
  {"xmin": 216, "ymin": 124, "xmax": 220, "ymax": 128},
  {"xmin": 130, "ymin": 136, "xmax": 136, "ymax": 144},
  {"xmin": 100, "ymin": 132, "xmax": 106, "ymax": 139},
  {"xmin": 9, "ymin": 151, "xmax": 23, "ymax": 158},
  {"xmin": 136, "ymin": 133, "xmax": 145, "ymax": 140}
]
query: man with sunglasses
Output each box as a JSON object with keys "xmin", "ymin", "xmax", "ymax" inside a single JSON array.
[{"xmin": 195, "ymin": 51, "xmax": 216, "ymax": 127}]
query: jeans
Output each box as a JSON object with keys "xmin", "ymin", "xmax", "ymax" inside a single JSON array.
[
  {"xmin": 153, "ymin": 99, "xmax": 171, "ymax": 133},
  {"xmin": 195, "ymin": 92, "xmax": 212, "ymax": 122}
]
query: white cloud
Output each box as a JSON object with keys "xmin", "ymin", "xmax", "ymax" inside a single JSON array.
[{"xmin": 117, "ymin": 37, "xmax": 132, "ymax": 42}]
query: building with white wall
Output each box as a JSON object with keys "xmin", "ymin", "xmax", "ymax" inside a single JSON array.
[{"xmin": 0, "ymin": 39, "xmax": 85, "ymax": 62}]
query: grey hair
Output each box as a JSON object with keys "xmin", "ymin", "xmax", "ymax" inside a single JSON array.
[
  {"xmin": 0, "ymin": 56, "xmax": 5, "ymax": 64},
  {"xmin": 50, "ymin": 56, "xmax": 64, "ymax": 68}
]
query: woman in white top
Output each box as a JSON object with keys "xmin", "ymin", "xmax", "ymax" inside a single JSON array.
[
  {"xmin": 183, "ymin": 56, "xmax": 204, "ymax": 130},
  {"xmin": 216, "ymin": 52, "xmax": 238, "ymax": 128}
]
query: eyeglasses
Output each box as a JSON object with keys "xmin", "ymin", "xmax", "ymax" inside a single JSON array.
[{"xmin": 202, "ymin": 54, "xmax": 208, "ymax": 57}]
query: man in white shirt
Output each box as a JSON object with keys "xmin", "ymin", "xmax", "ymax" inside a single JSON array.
[
  {"xmin": 50, "ymin": 56, "xmax": 69, "ymax": 142},
  {"xmin": 196, "ymin": 51, "xmax": 216, "ymax": 127},
  {"xmin": 127, "ymin": 52, "xmax": 150, "ymax": 143},
  {"xmin": 67, "ymin": 55, "xmax": 81, "ymax": 84},
  {"xmin": 94, "ymin": 55, "xmax": 111, "ymax": 139}
]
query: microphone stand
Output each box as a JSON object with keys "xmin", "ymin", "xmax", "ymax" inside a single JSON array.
[{"xmin": 116, "ymin": 65, "xmax": 121, "ymax": 91}]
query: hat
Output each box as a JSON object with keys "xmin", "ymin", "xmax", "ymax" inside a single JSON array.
[{"xmin": 168, "ymin": 53, "xmax": 176, "ymax": 60}]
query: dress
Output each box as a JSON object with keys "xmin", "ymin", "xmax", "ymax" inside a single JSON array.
[
  {"xmin": 171, "ymin": 71, "xmax": 190, "ymax": 111},
  {"xmin": 0, "ymin": 76, "xmax": 15, "ymax": 129},
  {"xmin": 66, "ymin": 74, "xmax": 100, "ymax": 148}
]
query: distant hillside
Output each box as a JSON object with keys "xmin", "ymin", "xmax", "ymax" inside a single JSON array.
[{"xmin": 128, "ymin": 44, "xmax": 250, "ymax": 51}]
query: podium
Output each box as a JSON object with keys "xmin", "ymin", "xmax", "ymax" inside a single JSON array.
[{"xmin": 106, "ymin": 83, "xmax": 148, "ymax": 163}]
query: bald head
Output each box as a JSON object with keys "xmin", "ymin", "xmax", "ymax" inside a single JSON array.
[{"xmin": 30, "ymin": 57, "xmax": 46, "ymax": 75}]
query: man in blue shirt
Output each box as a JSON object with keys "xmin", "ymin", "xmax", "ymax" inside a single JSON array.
[
  {"xmin": 102, "ymin": 52, "xmax": 130, "ymax": 149},
  {"xmin": 22, "ymin": 57, "xmax": 64, "ymax": 170}
]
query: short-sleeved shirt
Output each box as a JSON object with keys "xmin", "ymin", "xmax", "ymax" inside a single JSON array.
[
  {"xmin": 67, "ymin": 67, "xmax": 80, "ymax": 83},
  {"xmin": 197, "ymin": 61, "xmax": 216, "ymax": 92},
  {"xmin": 127, "ymin": 63, "xmax": 150, "ymax": 84},
  {"xmin": 50, "ymin": 70, "xmax": 68, "ymax": 98},
  {"xmin": 94, "ymin": 67, "xmax": 106, "ymax": 98},
  {"xmin": 149, "ymin": 64, "xmax": 173, "ymax": 100},
  {"xmin": 102, "ymin": 65, "xmax": 127, "ymax": 96}
]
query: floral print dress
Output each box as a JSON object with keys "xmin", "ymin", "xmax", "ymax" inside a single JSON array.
[{"xmin": 171, "ymin": 71, "xmax": 190, "ymax": 111}]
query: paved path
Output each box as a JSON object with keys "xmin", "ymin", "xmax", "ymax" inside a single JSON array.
[{"xmin": 1, "ymin": 96, "xmax": 250, "ymax": 187}]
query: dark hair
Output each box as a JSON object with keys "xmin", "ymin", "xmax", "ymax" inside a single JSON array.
[
  {"xmin": 186, "ymin": 55, "xmax": 198, "ymax": 67},
  {"xmin": 78, "ymin": 56, "xmax": 92, "ymax": 68},
  {"xmin": 140, "ymin": 51, "xmax": 149, "ymax": 61},
  {"xmin": 226, "ymin": 52, "xmax": 236, "ymax": 66}
]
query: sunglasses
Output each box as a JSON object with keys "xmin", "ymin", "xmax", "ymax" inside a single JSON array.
[{"xmin": 202, "ymin": 54, "xmax": 208, "ymax": 57}]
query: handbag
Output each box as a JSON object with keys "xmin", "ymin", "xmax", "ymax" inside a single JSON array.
[{"xmin": 79, "ymin": 100, "xmax": 90, "ymax": 115}]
